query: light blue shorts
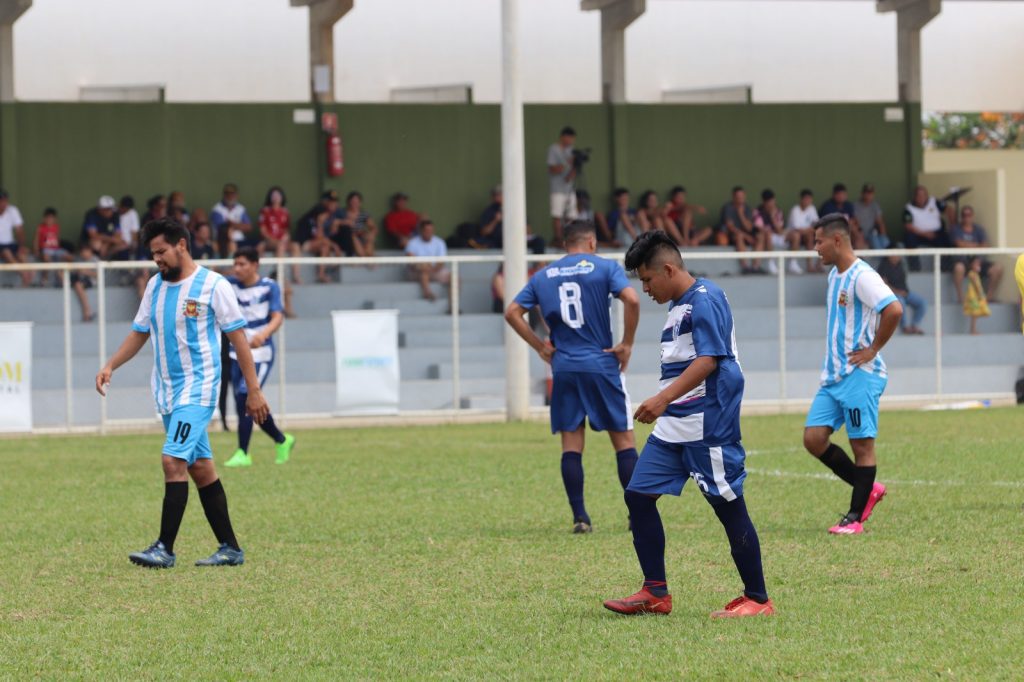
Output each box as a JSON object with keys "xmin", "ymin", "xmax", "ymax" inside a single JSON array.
[
  {"xmin": 806, "ymin": 369, "xmax": 887, "ymax": 440},
  {"xmin": 161, "ymin": 405, "xmax": 215, "ymax": 466}
]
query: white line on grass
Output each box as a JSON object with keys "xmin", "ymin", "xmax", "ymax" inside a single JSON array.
[{"xmin": 748, "ymin": 467, "xmax": 1024, "ymax": 489}]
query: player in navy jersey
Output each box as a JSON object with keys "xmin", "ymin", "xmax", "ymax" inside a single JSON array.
[
  {"xmin": 505, "ymin": 220, "xmax": 640, "ymax": 533},
  {"xmin": 223, "ymin": 247, "xmax": 295, "ymax": 468},
  {"xmin": 603, "ymin": 231, "xmax": 774, "ymax": 618},
  {"xmin": 804, "ymin": 214, "xmax": 902, "ymax": 535},
  {"xmin": 96, "ymin": 218, "xmax": 269, "ymax": 568}
]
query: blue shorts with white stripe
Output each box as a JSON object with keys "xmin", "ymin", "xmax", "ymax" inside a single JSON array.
[{"xmin": 627, "ymin": 435, "xmax": 747, "ymax": 501}]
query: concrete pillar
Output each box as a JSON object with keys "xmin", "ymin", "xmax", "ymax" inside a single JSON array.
[
  {"xmin": 581, "ymin": 0, "xmax": 645, "ymax": 103},
  {"xmin": 877, "ymin": 0, "xmax": 940, "ymax": 103},
  {"xmin": 291, "ymin": 0, "xmax": 353, "ymax": 102},
  {"xmin": 0, "ymin": 0, "xmax": 32, "ymax": 102}
]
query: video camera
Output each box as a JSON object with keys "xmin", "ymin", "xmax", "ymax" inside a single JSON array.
[{"xmin": 571, "ymin": 147, "xmax": 592, "ymax": 170}]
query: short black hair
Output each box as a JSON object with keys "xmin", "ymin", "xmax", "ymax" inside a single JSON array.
[
  {"xmin": 264, "ymin": 185, "xmax": 287, "ymax": 208},
  {"xmin": 624, "ymin": 230, "xmax": 683, "ymax": 273},
  {"xmin": 564, "ymin": 220, "xmax": 596, "ymax": 245},
  {"xmin": 613, "ymin": 187, "xmax": 629, "ymax": 199},
  {"xmin": 346, "ymin": 190, "xmax": 362, "ymax": 204},
  {"xmin": 813, "ymin": 212, "xmax": 851, "ymax": 236},
  {"xmin": 832, "ymin": 182, "xmax": 847, "ymax": 194},
  {"xmin": 235, "ymin": 246, "xmax": 260, "ymax": 263},
  {"xmin": 560, "ymin": 126, "xmax": 576, "ymax": 137},
  {"xmin": 761, "ymin": 188, "xmax": 775, "ymax": 202},
  {"xmin": 800, "ymin": 188, "xmax": 814, "ymax": 199},
  {"xmin": 119, "ymin": 195, "xmax": 134, "ymax": 209},
  {"xmin": 43, "ymin": 206, "xmax": 57, "ymax": 217},
  {"xmin": 141, "ymin": 217, "xmax": 190, "ymax": 251},
  {"xmin": 637, "ymin": 190, "xmax": 657, "ymax": 209},
  {"xmin": 419, "ymin": 218, "xmax": 434, "ymax": 230},
  {"xmin": 669, "ymin": 185, "xmax": 686, "ymax": 197}
]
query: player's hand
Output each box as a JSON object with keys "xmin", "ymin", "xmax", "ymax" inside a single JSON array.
[
  {"xmin": 249, "ymin": 334, "xmax": 265, "ymax": 349},
  {"xmin": 848, "ymin": 346, "xmax": 878, "ymax": 366},
  {"xmin": 604, "ymin": 343, "xmax": 633, "ymax": 372},
  {"xmin": 634, "ymin": 394, "xmax": 668, "ymax": 424},
  {"xmin": 537, "ymin": 341, "xmax": 555, "ymax": 364},
  {"xmin": 95, "ymin": 366, "xmax": 112, "ymax": 396},
  {"xmin": 246, "ymin": 389, "xmax": 270, "ymax": 424}
]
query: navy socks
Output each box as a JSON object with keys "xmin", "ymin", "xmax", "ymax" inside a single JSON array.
[
  {"xmin": 560, "ymin": 451, "xmax": 589, "ymax": 523},
  {"xmin": 624, "ymin": 490, "xmax": 667, "ymax": 596},
  {"xmin": 615, "ymin": 448, "xmax": 638, "ymax": 490},
  {"xmin": 709, "ymin": 496, "xmax": 768, "ymax": 603},
  {"xmin": 236, "ymin": 391, "xmax": 286, "ymax": 452},
  {"xmin": 260, "ymin": 414, "xmax": 286, "ymax": 444}
]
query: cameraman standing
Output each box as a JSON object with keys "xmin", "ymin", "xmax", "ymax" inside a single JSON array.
[{"xmin": 547, "ymin": 126, "xmax": 580, "ymax": 247}]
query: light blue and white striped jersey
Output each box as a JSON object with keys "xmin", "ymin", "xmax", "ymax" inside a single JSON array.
[
  {"xmin": 132, "ymin": 266, "xmax": 246, "ymax": 415},
  {"xmin": 226, "ymin": 276, "xmax": 283, "ymax": 364},
  {"xmin": 820, "ymin": 258, "xmax": 898, "ymax": 386}
]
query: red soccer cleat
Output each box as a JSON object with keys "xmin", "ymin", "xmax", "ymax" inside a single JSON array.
[
  {"xmin": 859, "ymin": 482, "xmax": 887, "ymax": 523},
  {"xmin": 603, "ymin": 587, "xmax": 673, "ymax": 615},
  {"xmin": 710, "ymin": 595, "xmax": 776, "ymax": 618}
]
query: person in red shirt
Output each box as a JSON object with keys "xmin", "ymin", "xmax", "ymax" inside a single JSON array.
[
  {"xmin": 383, "ymin": 192, "xmax": 421, "ymax": 248},
  {"xmin": 34, "ymin": 207, "xmax": 72, "ymax": 286},
  {"xmin": 259, "ymin": 186, "xmax": 301, "ymax": 284}
]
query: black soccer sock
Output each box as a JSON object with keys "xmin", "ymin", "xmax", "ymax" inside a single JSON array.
[
  {"xmin": 159, "ymin": 481, "xmax": 189, "ymax": 554},
  {"xmin": 615, "ymin": 448, "xmax": 639, "ymax": 490},
  {"xmin": 560, "ymin": 451, "xmax": 589, "ymax": 524},
  {"xmin": 624, "ymin": 491, "xmax": 667, "ymax": 595},
  {"xmin": 849, "ymin": 465, "xmax": 878, "ymax": 521},
  {"xmin": 197, "ymin": 479, "xmax": 240, "ymax": 551},
  {"xmin": 235, "ymin": 390, "xmax": 253, "ymax": 453},
  {"xmin": 818, "ymin": 443, "xmax": 858, "ymax": 487},
  {"xmin": 259, "ymin": 413, "xmax": 286, "ymax": 444},
  {"xmin": 709, "ymin": 496, "xmax": 768, "ymax": 603}
]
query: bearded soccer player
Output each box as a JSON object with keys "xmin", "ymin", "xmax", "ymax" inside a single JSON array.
[
  {"xmin": 96, "ymin": 217, "xmax": 269, "ymax": 568},
  {"xmin": 505, "ymin": 220, "xmax": 640, "ymax": 533},
  {"xmin": 803, "ymin": 213, "xmax": 902, "ymax": 535},
  {"xmin": 603, "ymin": 231, "xmax": 773, "ymax": 618}
]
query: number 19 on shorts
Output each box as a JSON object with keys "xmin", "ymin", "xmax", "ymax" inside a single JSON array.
[{"xmin": 559, "ymin": 282, "xmax": 584, "ymax": 329}]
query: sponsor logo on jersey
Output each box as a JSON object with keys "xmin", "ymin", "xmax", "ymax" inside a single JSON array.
[
  {"xmin": 546, "ymin": 259, "xmax": 596, "ymax": 278},
  {"xmin": 183, "ymin": 299, "xmax": 203, "ymax": 318}
]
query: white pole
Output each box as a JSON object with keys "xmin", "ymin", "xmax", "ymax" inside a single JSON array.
[
  {"xmin": 777, "ymin": 254, "xmax": 786, "ymax": 405},
  {"xmin": 451, "ymin": 260, "xmax": 462, "ymax": 410},
  {"xmin": 933, "ymin": 252, "xmax": 942, "ymax": 395},
  {"xmin": 97, "ymin": 263, "xmax": 107, "ymax": 435},
  {"xmin": 276, "ymin": 260, "xmax": 287, "ymax": 426},
  {"xmin": 62, "ymin": 268, "xmax": 73, "ymax": 431},
  {"xmin": 501, "ymin": 0, "xmax": 529, "ymax": 421}
]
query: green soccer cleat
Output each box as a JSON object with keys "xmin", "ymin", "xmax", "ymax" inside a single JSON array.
[
  {"xmin": 224, "ymin": 449, "xmax": 252, "ymax": 468},
  {"xmin": 276, "ymin": 434, "xmax": 295, "ymax": 464}
]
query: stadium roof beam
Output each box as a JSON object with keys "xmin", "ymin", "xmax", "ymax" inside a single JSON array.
[
  {"xmin": 582, "ymin": 0, "xmax": 646, "ymax": 103},
  {"xmin": 290, "ymin": 0, "xmax": 353, "ymax": 103},
  {"xmin": 0, "ymin": 0, "xmax": 31, "ymax": 102},
  {"xmin": 877, "ymin": 0, "xmax": 941, "ymax": 104}
]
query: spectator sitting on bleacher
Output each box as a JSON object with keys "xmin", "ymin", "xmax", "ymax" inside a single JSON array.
[
  {"xmin": 259, "ymin": 185, "xmax": 302, "ymax": 283},
  {"xmin": 384, "ymin": 192, "xmax": 420, "ymax": 249},
  {"xmin": 951, "ymin": 205, "xmax": 1003, "ymax": 304},
  {"xmin": 902, "ymin": 185, "xmax": 951, "ymax": 271},
  {"xmin": 406, "ymin": 219, "xmax": 451, "ymax": 304},
  {"xmin": 477, "ymin": 185, "xmax": 503, "ymax": 249},
  {"xmin": 34, "ymin": 207, "xmax": 72, "ymax": 287},
  {"xmin": 663, "ymin": 185, "xmax": 709, "ymax": 247},
  {"xmin": 296, "ymin": 190, "xmax": 344, "ymax": 284},
  {"xmin": 191, "ymin": 221, "xmax": 216, "ymax": 261},
  {"xmin": 787, "ymin": 188, "xmax": 820, "ymax": 273},
  {"xmin": 82, "ymin": 195, "xmax": 130, "ymax": 261},
  {"xmin": 336, "ymin": 191, "xmax": 378, "ymax": 258},
  {"xmin": 637, "ymin": 190, "xmax": 674, "ymax": 241},
  {"xmin": 820, "ymin": 183, "xmax": 865, "ymax": 249},
  {"xmin": 876, "ymin": 248, "xmax": 926, "ymax": 335},
  {"xmin": 70, "ymin": 244, "xmax": 97, "ymax": 322},
  {"xmin": 211, "ymin": 183, "xmax": 254, "ymax": 257},
  {"xmin": 0, "ymin": 189, "xmax": 32, "ymax": 287},
  {"xmin": 754, "ymin": 189, "xmax": 800, "ymax": 275},
  {"xmin": 118, "ymin": 196, "xmax": 141, "ymax": 258},
  {"xmin": 168, "ymin": 191, "xmax": 190, "ymax": 226},
  {"xmin": 720, "ymin": 186, "xmax": 765, "ymax": 274},
  {"xmin": 606, "ymin": 187, "xmax": 639, "ymax": 248},
  {"xmin": 141, "ymin": 194, "xmax": 167, "ymax": 227},
  {"xmin": 854, "ymin": 183, "xmax": 889, "ymax": 250},
  {"xmin": 576, "ymin": 190, "xmax": 613, "ymax": 246}
]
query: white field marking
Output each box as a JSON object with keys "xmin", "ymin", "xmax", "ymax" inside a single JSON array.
[{"xmin": 747, "ymin": 467, "xmax": 1024, "ymax": 489}]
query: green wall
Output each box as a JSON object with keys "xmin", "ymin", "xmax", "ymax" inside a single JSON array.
[{"xmin": 0, "ymin": 101, "xmax": 916, "ymax": 246}]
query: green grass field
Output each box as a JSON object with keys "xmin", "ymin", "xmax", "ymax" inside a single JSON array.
[{"xmin": 2, "ymin": 408, "xmax": 1023, "ymax": 680}]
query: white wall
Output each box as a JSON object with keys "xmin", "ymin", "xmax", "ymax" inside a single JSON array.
[{"xmin": 11, "ymin": 0, "xmax": 1024, "ymax": 108}]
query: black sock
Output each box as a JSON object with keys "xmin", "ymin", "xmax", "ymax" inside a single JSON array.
[
  {"xmin": 709, "ymin": 496, "xmax": 768, "ymax": 603},
  {"xmin": 159, "ymin": 481, "xmax": 189, "ymax": 554},
  {"xmin": 849, "ymin": 465, "xmax": 878, "ymax": 521},
  {"xmin": 235, "ymin": 391, "xmax": 253, "ymax": 453},
  {"xmin": 197, "ymin": 479, "xmax": 240, "ymax": 551},
  {"xmin": 818, "ymin": 443, "xmax": 857, "ymax": 486},
  {"xmin": 560, "ymin": 451, "xmax": 589, "ymax": 524},
  {"xmin": 624, "ymin": 490, "xmax": 667, "ymax": 596},
  {"xmin": 615, "ymin": 448, "xmax": 638, "ymax": 490},
  {"xmin": 259, "ymin": 413, "xmax": 286, "ymax": 444}
]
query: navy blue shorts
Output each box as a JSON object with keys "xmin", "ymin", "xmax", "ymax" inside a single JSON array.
[
  {"xmin": 627, "ymin": 435, "xmax": 747, "ymax": 501},
  {"xmin": 549, "ymin": 371, "xmax": 631, "ymax": 434},
  {"xmin": 231, "ymin": 357, "xmax": 274, "ymax": 394}
]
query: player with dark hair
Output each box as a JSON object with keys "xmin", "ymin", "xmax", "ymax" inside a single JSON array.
[
  {"xmin": 803, "ymin": 213, "xmax": 902, "ymax": 535},
  {"xmin": 505, "ymin": 220, "xmax": 641, "ymax": 533},
  {"xmin": 96, "ymin": 217, "xmax": 269, "ymax": 568},
  {"xmin": 223, "ymin": 247, "xmax": 295, "ymax": 468},
  {"xmin": 603, "ymin": 230, "xmax": 774, "ymax": 618}
]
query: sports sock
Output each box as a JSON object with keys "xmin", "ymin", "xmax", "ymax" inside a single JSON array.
[
  {"xmin": 197, "ymin": 479, "xmax": 240, "ymax": 551},
  {"xmin": 849, "ymin": 465, "xmax": 877, "ymax": 521},
  {"xmin": 259, "ymin": 413, "xmax": 286, "ymax": 444},
  {"xmin": 159, "ymin": 481, "xmax": 189, "ymax": 554},
  {"xmin": 615, "ymin": 448, "xmax": 638, "ymax": 490},
  {"xmin": 235, "ymin": 390, "xmax": 253, "ymax": 453},
  {"xmin": 709, "ymin": 496, "xmax": 768, "ymax": 603},
  {"xmin": 560, "ymin": 451, "xmax": 589, "ymax": 524},
  {"xmin": 624, "ymin": 490, "xmax": 667, "ymax": 596},
  {"xmin": 818, "ymin": 443, "xmax": 857, "ymax": 486}
]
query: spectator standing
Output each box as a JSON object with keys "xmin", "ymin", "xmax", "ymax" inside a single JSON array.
[
  {"xmin": 754, "ymin": 189, "xmax": 800, "ymax": 275},
  {"xmin": 950, "ymin": 205, "xmax": 1003, "ymax": 303},
  {"xmin": 854, "ymin": 183, "xmax": 889, "ymax": 250},
  {"xmin": 787, "ymin": 189, "xmax": 820, "ymax": 272},
  {"xmin": 876, "ymin": 250, "xmax": 926, "ymax": 335},
  {"xmin": 118, "ymin": 196, "xmax": 141, "ymax": 257},
  {"xmin": 259, "ymin": 186, "xmax": 302, "ymax": 283},
  {"xmin": 383, "ymin": 192, "xmax": 420, "ymax": 249},
  {"xmin": 211, "ymin": 183, "xmax": 254, "ymax": 257},
  {"xmin": 296, "ymin": 190, "xmax": 343, "ymax": 283},
  {"xmin": 336, "ymin": 191, "xmax": 378, "ymax": 258},
  {"xmin": 606, "ymin": 188, "xmax": 640, "ymax": 248},
  {"xmin": 663, "ymin": 185, "xmax": 709, "ymax": 247},
  {"xmin": 720, "ymin": 186, "xmax": 765, "ymax": 274},
  {"xmin": 0, "ymin": 189, "xmax": 31, "ymax": 286},
  {"xmin": 820, "ymin": 183, "xmax": 865, "ymax": 249},
  {"xmin": 902, "ymin": 185, "xmax": 950, "ymax": 271},
  {"xmin": 405, "ymin": 219, "xmax": 451, "ymax": 304},
  {"xmin": 82, "ymin": 195, "xmax": 129, "ymax": 260},
  {"xmin": 547, "ymin": 126, "xmax": 579, "ymax": 246},
  {"xmin": 34, "ymin": 207, "xmax": 72, "ymax": 286}
]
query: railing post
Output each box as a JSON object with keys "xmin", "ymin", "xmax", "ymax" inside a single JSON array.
[
  {"xmin": 97, "ymin": 262, "xmax": 107, "ymax": 435},
  {"xmin": 777, "ymin": 253, "xmax": 787, "ymax": 405},
  {"xmin": 451, "ymin": 259, "xmax": 461, "ymax": 412},
  {"xmin": 62, "ymin": 268, "xmax": 73, "ymax": 431},
  {"xmin": 933, "ymin": 251, "xmax": 942, "ymax": 395},
  {"xmin": 276, "ymin": 259, "xmax": 287, "ymax": 426}
]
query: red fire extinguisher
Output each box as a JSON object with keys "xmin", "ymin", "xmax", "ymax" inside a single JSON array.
[{"xmin": 326, "ymin": 132, "xmax": 344, "ymax": 177}]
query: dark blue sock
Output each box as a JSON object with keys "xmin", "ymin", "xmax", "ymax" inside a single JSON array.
[
  {"xmin": 259, "ymin": 413, "xmax": 286, "ymax": 444},
  {"xmin": 708, "ymin": 496, "xmax": 768, "ymax": 603},
  {"xmin": 624, "ymin": 490, "xmax": 667, "ymax": 595},
  {"xmin": 560, "ymin": 451, "xmax": 589, "ymax": 523},
  {"xmin": 615, "ymin": 448, "xmax": 638, "ymax": 490},
  {"xmin": 235, "ymin": 391, "xmax": 253, "ymax": 453}
]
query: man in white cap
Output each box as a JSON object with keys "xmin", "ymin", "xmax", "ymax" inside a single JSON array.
[{"xmin": 81, "ymin": 195, "xmax": 130, "ymax": 260}]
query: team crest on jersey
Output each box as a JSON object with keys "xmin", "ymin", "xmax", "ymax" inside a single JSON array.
[
  {"xmin": 183, "ymin": 299, "xmax": 202, "ymax": 318},
  {"xmin": 546, "ymin": 259, "xmax": 596, "ymax": 278},
  {"xmin": 838, "ymin": 291, "xmax": 849, "ymax": 307}
]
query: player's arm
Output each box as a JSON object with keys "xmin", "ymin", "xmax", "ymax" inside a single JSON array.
[
  {"xmin": 225, "ymin": 327, "xmax": 270, "ymax": 423},
  {"xmin": 504, "ymin": 301, "xmax": 554, "ymax": 363},
  {"xmin": 95, "ymin": 331, "xmax": 150, "ymax": 395},
  {"xmin": 634, "ymin": 356, "xmax": 718, "ymax": 424},
  {"xmin": 249, "ymin": 311, "xmax": 283, "ymax": 348},
  {"xmin": 605, "ymin": 286, "xmax": 639, "ymax": 372},
  {"xmin": 848, "ymin": 301, "xmax": 902, "ymax": 366}
]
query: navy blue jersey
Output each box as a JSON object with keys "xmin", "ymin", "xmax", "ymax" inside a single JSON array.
[{"xmin": 513, "ymin": 253, "xmax": 630, "ymax": 374}]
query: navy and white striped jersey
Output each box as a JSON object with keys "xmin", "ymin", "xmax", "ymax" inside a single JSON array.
[{"xmin": 226, "ymin": 276, "xmax": 284, "ymax": 364}]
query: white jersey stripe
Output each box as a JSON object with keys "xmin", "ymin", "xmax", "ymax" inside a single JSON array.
[{"xmin": 709, "ymin": 446, "xmax": 738, "ymax": 501}]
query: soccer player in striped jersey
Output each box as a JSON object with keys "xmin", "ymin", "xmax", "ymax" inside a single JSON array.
[
  {"xmin": 96, "ymin": 218, "xmax": 269, "ymax": 569},
  {"xmin": 803, "ymin": 213, "xmax": 903, "ymax": 535},
  {"xmin": 223, "ymin": 247, "xmax": 295, "ymax": 468},
  {"xmin": 603, "ymin": 231, "xmax": 774, "ymax": 618}
]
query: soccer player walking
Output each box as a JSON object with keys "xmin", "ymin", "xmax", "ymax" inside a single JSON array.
[
  {"xmin": 96, "ymin": 218, "xmax": 269, "ymax": 568},
  {"xmin": 604, "ymin": 231, "xmax": 773, "ymax": 618},
  {"xmin": 803, "ymin": 213, "xmax": 902, "ymax": 535},
  {"xmin": 223, "ymin": 247, "xmax": 295, "ymax": 467},
  {"xmin": 505, "ymin": 220, "xmax": 641, "ymax": 533}
]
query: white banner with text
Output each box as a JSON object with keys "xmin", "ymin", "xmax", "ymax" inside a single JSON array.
[
  {"xmin": 0, "ymin": 322, "xmax": 33, "ymax": 432},
  {"xmin": 331, "ymin": 310, "xmax": 400, "ymax": 415}
]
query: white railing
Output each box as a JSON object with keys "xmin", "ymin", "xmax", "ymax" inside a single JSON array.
[{"xmin": 1, "ymin": 246, "xmax": 1020, "ymax": 432}]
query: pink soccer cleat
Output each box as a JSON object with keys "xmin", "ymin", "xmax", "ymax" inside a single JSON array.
[
  {"xmin": 828, "ymin": 515, "xmax": 864, "ymax": 535},
  {"xmin": 859, "ymin": 482, "xmax": 887, "ymax": 523}
]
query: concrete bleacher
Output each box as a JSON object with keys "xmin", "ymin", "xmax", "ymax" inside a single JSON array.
[{"xmin": 2, "ymin": 251, "xmax": 1021, "ymax": 427}]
